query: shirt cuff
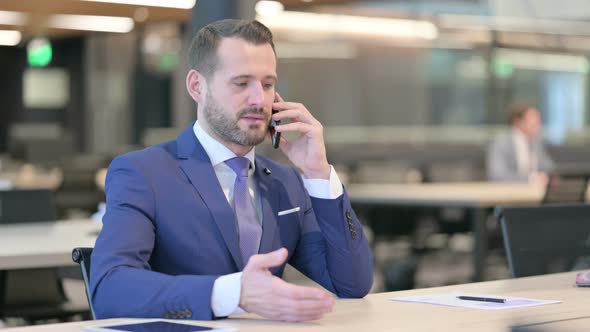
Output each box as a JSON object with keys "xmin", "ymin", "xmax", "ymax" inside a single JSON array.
[
  {"xmin": 211, "ymin": 272, "xmax": 246, "ymax": 317},
  {"xmin": 302, "ymin": 165, "xmax": 343, "ymax": 199}
]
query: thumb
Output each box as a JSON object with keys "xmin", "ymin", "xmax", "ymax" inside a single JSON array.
[{"xmin": 247, "ymin": 248, "xmax": 288, "ymax": 270}]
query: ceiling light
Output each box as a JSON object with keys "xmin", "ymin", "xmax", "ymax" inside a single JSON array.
[
  {"xmin": 0, "ymin": 10, "xmax": 27, "ymax": 26},
  {"xmin": 80, "ymin": 0, "xmax": 196, "ymax": 9},
  {"xmin": 440, "ymin": 14, "xmax": 590, "ymax": 36},
  {"xmin": 0, "ymin": 30, "xmax": 21, "ymax": 46},
  {"xmin": 48, "ymin": 14, "xmax": 134, "ymax": 33},
  {"xmin": 257, "ymin": 10, "xmax": 438, "ymax": 40},
  {"xmin": 255, "ymin": 1, "xmax": 285, "ymax": 16}
]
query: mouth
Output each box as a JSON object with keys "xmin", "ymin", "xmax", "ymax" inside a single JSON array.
[{"xmin": 239, "ymin": 114, "xmax": 266, "ymax": 125}]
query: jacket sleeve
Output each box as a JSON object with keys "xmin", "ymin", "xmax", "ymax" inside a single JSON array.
[
  {"xmin": 288, "ymin": 168, "xmax": 374, "ymax": 298},
  {"xmin": 90, "ymin": 155, "xmax": 218, "ymax": 320}
]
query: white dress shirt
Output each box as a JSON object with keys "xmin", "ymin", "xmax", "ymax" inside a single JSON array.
[
  {"xmin": 192, "ymin": 121, "xmax": 343, "ymax": 317},
  {"xmin": 512, "ymin": 129, "xmax": 537, "ymax": 178}
]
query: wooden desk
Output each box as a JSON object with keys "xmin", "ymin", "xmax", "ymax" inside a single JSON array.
[
  {"xmin": 5, "ymin": 272, "xmax": 589, "ymax": 332},
  {"xmin": 347, "ymin": 182, "xmax": 549, "ymax": 281},
  {"xmin": 348, "ymin": 182, "xmax": 546, "ymax": 207},
  {"xmin": 0, "ymin": 219, "xmax": 100, "ymax": 270}
]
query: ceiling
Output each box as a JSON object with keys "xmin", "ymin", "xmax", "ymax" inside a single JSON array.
[
  {"xmin": 0, "ymin": 0, "xmax": 192, "ymax": 38},
  {"xmin": 0, "ymin": 0, "xmax": 358, "ymax": 39},
  {"xmin": 2, "ymin": 0, "xmax": 590, "ymax": 40}
]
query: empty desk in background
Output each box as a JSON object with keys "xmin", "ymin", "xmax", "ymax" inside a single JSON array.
[
  {"xmin": 0, "ymin": 219, "xmax": 100, "ymax": 321},
  {"xmin": 4, "ymin": 271, "xmax": 588, "ymax": 332},
  {"xmin": 0, "ymin": 219, "xmax": 100, "ymax": 270},
  {"xmin": 347, "ymin": 182, "xmax": 554, "ymax": 281}
]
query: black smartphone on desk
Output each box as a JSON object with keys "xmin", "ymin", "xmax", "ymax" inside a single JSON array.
[{"xmin": 270, "ymin": 109, "xmax": 281, "ymax": 149}]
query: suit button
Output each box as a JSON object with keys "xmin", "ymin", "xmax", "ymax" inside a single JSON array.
[
  {"xmin": 351, "ymin": 230, "xmax": 357, "ymax": 240},
  {"xmin": 345, "ymin": 210, "xmax": 352, "ymax": 220}
]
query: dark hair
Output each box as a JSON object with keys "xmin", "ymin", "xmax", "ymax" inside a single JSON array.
[
  {"xmin": 507, "ymin": 101, "xmax": 536, "ymax": 124},
  {"xmin": 188, "ymin": 19, "xmax": 275, "ymax": 78}
]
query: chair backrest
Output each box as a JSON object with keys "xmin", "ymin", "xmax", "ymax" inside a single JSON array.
[
  {"xmin": 0, "ymin": 189, "xmax": 57, "ymax": 224},
  {"xmin": 542, "ymin": 173, "xmax": 589, "ymax": 204},
  {"xmin": 72, "ymin": 247, "xmax": 95, "ymax": 319},
  {"xmin": 495, "ymin": 204, "xmax": 590, "ymax": 278},
  {"xmin": 0, "ymin": 190, "xmax": 67, "ymax": 320}
]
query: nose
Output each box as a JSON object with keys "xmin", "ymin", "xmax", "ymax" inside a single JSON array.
[{"xmin": 247, "ymin": 82, "xmax": 265, "ymax": 108}]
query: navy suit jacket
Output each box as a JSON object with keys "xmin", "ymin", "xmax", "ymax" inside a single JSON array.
[{"xmin": 90, "ymin": 126, "xmax": 373, "ymax": 320}]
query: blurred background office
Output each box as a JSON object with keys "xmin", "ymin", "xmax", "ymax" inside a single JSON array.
[{"xmin": 1, "ymin": 0, "xmax": 590, "ymax": 326}]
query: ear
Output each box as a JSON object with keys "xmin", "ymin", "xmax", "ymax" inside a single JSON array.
[{"xmin": 186, "ymin": 69, "xmax": 206, "ymax": 103}]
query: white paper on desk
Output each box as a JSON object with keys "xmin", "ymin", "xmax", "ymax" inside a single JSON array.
[{"xmin": 390, "ymin": 292, "xmax": 561, "ymax": 310}]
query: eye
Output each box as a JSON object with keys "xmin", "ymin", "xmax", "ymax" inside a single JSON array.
[
  {"xmin": 234, "ymin": 82, "xmax": 247, "ymax": 87},
  {"xmin": 263, "ymin": 83, "xmax": 274, "ymax": 90}
]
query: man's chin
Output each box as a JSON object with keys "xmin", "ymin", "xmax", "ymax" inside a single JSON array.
[{"xmin": 232, "ymin": 129, "xmax": 267, "ymax": 146}]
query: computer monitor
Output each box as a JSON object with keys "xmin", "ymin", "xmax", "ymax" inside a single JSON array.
[
  {"xmin": 496, "ymin": 204, "xmax": 590, "ymax": 277},
  {"xmin": 0, "ymin": 189, "xmax": 57, "ymax": 224}
]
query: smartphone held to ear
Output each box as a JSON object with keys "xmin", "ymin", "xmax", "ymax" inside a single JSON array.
[{"xmin": 270, "ymin": 109, "xmax": 281, "ymax": 149}]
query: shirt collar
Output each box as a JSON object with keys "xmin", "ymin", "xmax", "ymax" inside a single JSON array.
[{"xmin": 193, "ymin": 120, "xmax": 256, "ymax": 170}]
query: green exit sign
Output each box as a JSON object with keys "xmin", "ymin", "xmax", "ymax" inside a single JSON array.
[{"xmin": 27, "ymin": 37, "xmax": 52, "ymax": 67}]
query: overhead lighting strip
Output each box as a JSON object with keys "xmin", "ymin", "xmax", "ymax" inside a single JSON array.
[
  {"xmin": 0, "ymin": 30, "xmax": 22, "ymax": 46},
  {"xmin": 0, "ymin": 10, "xmax": 134, "ymax": 34},
  {"xmin": 255, "ymin": 0, "xmax": 438, "ymax": 40},
  {"xmin": 80, "ymin": 0, "xmax": 196, "ymax": 9},
  {"xmin": 48, "ymin": 14, "xmax": 134, "ymax": 33},
  {"xmin": 0, "ymin": 10, "xmax": 27, "ymax": 26}
]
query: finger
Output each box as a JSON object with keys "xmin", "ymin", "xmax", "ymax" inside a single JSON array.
[
  {"xmin": 272, "ymin": 102, "xmax": 311, "ymax": 117},
  {"xmin": 275, "ymin": 92, "xmax": 285, "ymax": 103},
  {"xmin": 277, "ymin": 312, "xmax": 326, "ymax": 322},
  {"xmin": 275, "ymin": 122, "xmax": 314, "ymax": 134},
  {"xmin": 246, "ymin": 248, "xmax": 288, "ymax": 270},
  {"xmin": 275, "ymin": 280, "xmax": 332, "ymax": 301},
  {"xmin": 272, "ymin": 108, "xmax": 317, "ymax": 125},
  {"xmin": 276, "ymin": 297, "xmax": 334, "ymax": 315}
]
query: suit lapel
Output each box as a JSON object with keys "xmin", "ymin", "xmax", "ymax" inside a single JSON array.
[
  {"xmin": 175, "ymin": 127, "xmax": 244, "ymax": 270},
  {"xmin": 255, "ymin": 158, "xmax": 280, "ymax": 255}
]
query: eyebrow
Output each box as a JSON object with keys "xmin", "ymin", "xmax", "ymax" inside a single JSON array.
[{"xmin": 231, "ymin": 74, "xmax": 277, "ymax": 82}]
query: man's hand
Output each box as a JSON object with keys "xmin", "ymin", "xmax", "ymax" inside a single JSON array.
[
  {"xmin": 271, "ymin": 93, "xmax": 331, "ymax": 179},
  {"xmin": 239, "ymin": 248, "xmax": 335, "ymax": 322}
]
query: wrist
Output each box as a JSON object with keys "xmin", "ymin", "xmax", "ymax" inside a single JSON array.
[{"xmin": 302, "ymin": 163, "xmax": 331, "ymax": 180}]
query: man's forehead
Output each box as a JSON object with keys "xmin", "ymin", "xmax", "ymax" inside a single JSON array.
[
  {"xmin": 214, "ymin": 38, "xmax": 277, "ymax": 79},
  {"xmin": 216, "ymin": 37, "xmax": 275, "ymax": 59}
]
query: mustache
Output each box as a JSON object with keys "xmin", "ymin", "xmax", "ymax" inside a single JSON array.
[{"xmin": 237, "ymin": 108, "xmax": 268, "ymax": 118}]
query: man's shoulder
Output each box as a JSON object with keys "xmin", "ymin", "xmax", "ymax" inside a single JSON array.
[
  {"xmin": 491, "ymin": 130, "xmax": 513, "ymax": 146},
  {"xmin": 110, "ymin": 140, "xmax": 178, "ymax": 169}
]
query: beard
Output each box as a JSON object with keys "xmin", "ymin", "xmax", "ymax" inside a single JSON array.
[{"xmin": 202, "ymin": 93, "xmax": 270, "ymax": 147}]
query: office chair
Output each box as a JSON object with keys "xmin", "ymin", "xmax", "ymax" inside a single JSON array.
[
  {"xmin": 72, "ymin": 247, "xmax": 95, "ymax": 319},
  {"xmin": 0, "ymin": 190, "xmax": 89, "ymax": 321},
  {"xmin": 542, "ymin": 173, "xmax": 589, "ymax": 204},
  {"xmin": 0, "ymin": 189, "xmax": 56, "ymax": 224},
  {"xmin": 495, "ymin": 204, "xmax": 590, "ymax": 278}
]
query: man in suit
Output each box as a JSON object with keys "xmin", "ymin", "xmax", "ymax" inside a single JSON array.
[
  {"xmin": 90, "ymin": 19, "xmax": 373, "ymax": 322},
  {"xmin": 487, "ymin": 102, "xmax": 554, "ymax": 183}
]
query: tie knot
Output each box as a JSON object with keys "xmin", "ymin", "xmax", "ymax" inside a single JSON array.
[{"xmin": 225, "ymin": 157, "xmax": 251, "ymax": 178}]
